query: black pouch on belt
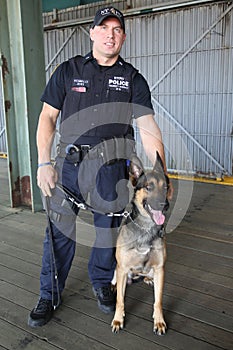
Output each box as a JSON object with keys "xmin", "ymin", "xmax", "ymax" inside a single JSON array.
[
  {"xmin": 101, "ymin": 136, "xmax": 136, "ymax": 165},
  {"xmin": 115, "ymin": 136, "xmax": 135, "ymax": 160},
  {"xmin": 65, "ymin": 144, "xmax": 82, "ymax": 163},
  {"xmin": 101, "ymin": 138, "xmax": 116, "ymax": 164}
]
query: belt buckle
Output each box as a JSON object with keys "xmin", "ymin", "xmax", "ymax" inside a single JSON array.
[
  {"xmin": 80, "ymin": 144, "xmax": 91, "ymax": 151},
  {"xmin": 80, "ymin": 144, "xmax": 91, "ymax": 159}
]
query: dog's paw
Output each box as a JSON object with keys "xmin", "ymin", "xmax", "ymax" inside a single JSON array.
[
  {"xmin": 111, "ymin": 319, "xmax": 124, "ymax": 333},
  {"xmin": 143, "ymin": 277, "xmax": 154, "ymax": 286},
  {"xmin": 153, "ymin": 321, "xmax": 167, "ymax": 336}
]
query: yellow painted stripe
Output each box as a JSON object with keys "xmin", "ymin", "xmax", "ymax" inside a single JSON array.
[
  {"xmin": 0, "ymin": 152, "xmax": 232, "ymax": 186},
  {"xmin": 0, "ymin": 153, "xmax": 7, "ymax": 159},
  {"xmin": 169, "ymin": 174, "xmax": 233, "ymax": 186}
]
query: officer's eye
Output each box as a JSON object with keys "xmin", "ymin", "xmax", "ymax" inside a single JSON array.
[{"xmin": 114, "ymin": 27, "xmax": 122, "ymax": 34}]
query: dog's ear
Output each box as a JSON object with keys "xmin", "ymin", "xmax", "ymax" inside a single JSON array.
[
  {"xmin": 153, "ymin": 151, "xmax": 165, "ymax": 174},
  {"xmin": 129, "ymin": 156, "xmax": 144, "ymax": 186}
]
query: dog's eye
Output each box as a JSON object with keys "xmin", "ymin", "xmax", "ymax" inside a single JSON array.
[{"xmin": 146, "ymin": 183, "xmax": 154, "ymax": 192}]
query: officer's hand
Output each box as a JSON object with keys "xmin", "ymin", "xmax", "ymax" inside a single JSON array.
[{"xmin": 37, "ymin": 165, "xmax": 58, "ymax": 197}]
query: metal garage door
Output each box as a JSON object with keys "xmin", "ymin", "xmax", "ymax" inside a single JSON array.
[
  {"xmin": 42, "ymin": 1, "xmax": 233, "ymax": 177},
  {"xmin": 1, "ymin": 1, "xmax": 231, "ymax": 177}
]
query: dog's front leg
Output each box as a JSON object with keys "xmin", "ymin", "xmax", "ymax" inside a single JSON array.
[
  {"xmin": 111, "ymin": 265, "xmax": 127, "ymax": 333},
  {"xmin": 153, "ymin": 266, "xmax": 167, "ymax": 335}
]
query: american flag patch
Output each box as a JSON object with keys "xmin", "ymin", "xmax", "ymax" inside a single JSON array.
[{"xmin": 72, "ymin": 86, "xmax": 87, "ymax": 92}]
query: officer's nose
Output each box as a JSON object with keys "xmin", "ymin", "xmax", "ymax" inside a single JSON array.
[{"xmin": 106, "ymin": 29, "xmax": 114, "ymax": 38}]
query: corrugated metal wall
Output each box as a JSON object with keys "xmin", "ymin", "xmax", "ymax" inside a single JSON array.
[
  {"xmin": 1, "ymin": 0, "xmax": 232, "ymax": 176},
  {"xmin": 119, "ymin": 2, "xmax": 233, "ymax": 176},
  {"xmin": 42, "ymin": 0, "xmax": 233, "ymax": 176}
]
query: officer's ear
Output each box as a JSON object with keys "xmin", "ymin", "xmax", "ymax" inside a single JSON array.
[{"xmin": 90, "ymin": 28, "xmax": 94, "ymax": 41}]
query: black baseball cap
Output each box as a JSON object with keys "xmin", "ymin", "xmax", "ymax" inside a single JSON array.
[{"xmin": 92, "ymin": 7, "xmax": 125, "ymax": 32}]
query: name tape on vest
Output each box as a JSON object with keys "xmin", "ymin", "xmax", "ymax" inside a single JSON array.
[{"xmin": 72, "ymin": 79, "xmax": 89, "ymax": 92}]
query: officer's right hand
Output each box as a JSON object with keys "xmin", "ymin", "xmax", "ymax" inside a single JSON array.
[{"xmin": 37, "ymin": 165, "xmax": 58, "ymax": 197}]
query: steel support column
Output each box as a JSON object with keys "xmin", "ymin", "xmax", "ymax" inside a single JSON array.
[{"xmin": 0, "ymin": 0, "xmax": 46, "ymax": 211}]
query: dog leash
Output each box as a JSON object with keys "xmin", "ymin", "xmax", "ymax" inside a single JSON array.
[
  {"xmin": 56, "ymin": 183, "xmax": 165, "ymax": 237},
  {"xmin": 42, "ymin": 184, "xmax": 129, "ymax": 307},
  {"xmin": 56, "ymin": 183, "xmax": 130, "ymax": 218},
  {"xmin": 44, "ymin": 196, "xmax": 61, "ymax": 310}
]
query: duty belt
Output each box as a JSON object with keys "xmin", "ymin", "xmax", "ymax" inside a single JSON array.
[
  {"xmin": 57, "ymin": 137, "xmax": 136, "ymax": 164},
  {"xmin": 57, "ymin": 143, "xmax": 102, "ymax": 162}
]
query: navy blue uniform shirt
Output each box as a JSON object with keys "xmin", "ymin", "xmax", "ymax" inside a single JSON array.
[{"xmin": 41, "ymin": 52, "xmax": 154, "ymax": 144}]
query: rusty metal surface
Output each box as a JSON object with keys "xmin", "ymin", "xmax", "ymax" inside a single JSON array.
[
  {"xmin": 1, "ymin": 54, "xmax": 9, "ymax": 81},
  {"xmin": 11, "ymin": 175, "xmax": 32, "ymax": 207}
]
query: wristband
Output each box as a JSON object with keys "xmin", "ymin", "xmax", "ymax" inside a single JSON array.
[{"xmin": 38, "ymin": 161, "xmax": 52, "ymax": 168}]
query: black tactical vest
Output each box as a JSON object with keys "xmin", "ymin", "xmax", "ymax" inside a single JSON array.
[{"xmin": 59, "ymin": 53, "xmax": 138, "ymax": 146}]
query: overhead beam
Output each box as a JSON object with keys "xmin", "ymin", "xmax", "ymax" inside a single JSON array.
[{"xmin": 43, "ymin": 0, "xmax": 227, "ymax": 30}]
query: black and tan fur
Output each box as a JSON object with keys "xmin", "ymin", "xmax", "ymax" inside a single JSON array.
[{"xmin": 111, "ymin": 152, "xmax": 169, "ymax": 335}]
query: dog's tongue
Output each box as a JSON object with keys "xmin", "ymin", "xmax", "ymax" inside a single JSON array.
[{"xmin": 151, "ymin": 210, "xmax": 165, "ymax": 225}]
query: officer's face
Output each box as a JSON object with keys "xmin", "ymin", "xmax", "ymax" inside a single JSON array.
[{"xmin": 90, "ymin": 18, "xmax": 126, "ymax": 64}]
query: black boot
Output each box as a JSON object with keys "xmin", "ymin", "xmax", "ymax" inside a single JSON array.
[
  {"xmin": 93, "ymin": 285, "xmax": 116, "ymax": 314},
  {"xmin": 28, "ymin": 298, "xmax": 54, "ymax": 327}
]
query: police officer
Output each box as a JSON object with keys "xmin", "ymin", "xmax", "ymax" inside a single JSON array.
[{"xmin": 28, "ymin": 6, "xmax": 172, "ymax": 327}]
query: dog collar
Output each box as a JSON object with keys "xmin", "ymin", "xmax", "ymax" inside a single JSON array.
[{"xmin": 128, "ymin": 214, "xmax": 166, "ymax": 238}]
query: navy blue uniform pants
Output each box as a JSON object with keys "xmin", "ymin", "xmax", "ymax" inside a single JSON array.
[{"xmin": 40, "ymin": 156, "xmax": 129, "ymax": 301}]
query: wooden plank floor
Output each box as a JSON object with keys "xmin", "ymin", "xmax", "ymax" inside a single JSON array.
[{"xmin": 0, "ymin": 158, "xmax": 233, "ymax": 350}]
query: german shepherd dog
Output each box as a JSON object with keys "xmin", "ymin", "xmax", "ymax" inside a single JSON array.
[{"xmin": 111, "ymin": 152, "xmax": 169, "ymax": 335}]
